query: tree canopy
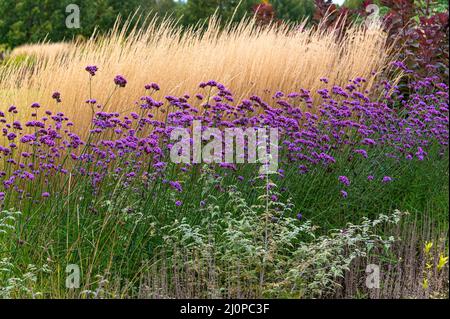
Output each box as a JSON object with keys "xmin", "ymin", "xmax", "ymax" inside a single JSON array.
[{"xmin": 0, "ymin": 0, "xmax": 316, "ymax": 48}]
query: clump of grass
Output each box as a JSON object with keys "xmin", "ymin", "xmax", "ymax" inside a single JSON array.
[
  {"xmin": 0, "ymin": 172, "xmax": 410, "ymax": 298},
  {"xmin": 9, "ymin": 42, "xmax": 72, "ymax": 62}
]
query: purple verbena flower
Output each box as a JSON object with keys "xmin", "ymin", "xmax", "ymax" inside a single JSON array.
[
  {"xmin": 382, "ymin": 176, "xmax": 393, "ymax": 183},
  {"xmin": 52, "ymin": 91, "xmax": 62, "ymax": 103},
  {"xmin": 338, "ymin": 175, "xmax": 350, "ymax": 187},
  {"xmin": 85, "ymin": 65, "xmax": 98, "ymax": 76},
  {"xmin": 114, "ymin": 75, "xmax": 127, "ymax": 87}
]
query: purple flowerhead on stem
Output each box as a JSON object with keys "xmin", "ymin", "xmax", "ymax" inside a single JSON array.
[
  {"xmin": 382, "ymin": 176, "xmax": 393, "ymax": 183},
  {"xmin": 145, "ymin": 83, "xmax": 160, "ymax": 91},
  {"xmin": 114, "ymin": 75, "xmax": 127, "ymax": 88},
  {"xmin": 175, "ymin": 200, "xmax": 182, "ymax": 207},
  {"xmin": 338, "ymin": 175, "xmax": 350, "ymax": 187},
  {"xmin": 340, "ymin": 190, "xmax": 348, "ymax": 198},
  {"xmin": 85, "ymin": 65, "xmax": 98, "ymax": 76},
  {"xmin": 416, "ymin": 147, "xmax": 426, "ymax": 161},
  {"xmin": 169, "ymin": 181, "xmax": 183, "ymax": 192},
  {"xmin": 354, "ymin": 149, "xmax": 368, "ymax": 158},
  {"xmin": 52, "ymin": 91, "xmax": 62, "ymax": 103},
  {"xmin": 296, "ymin": 213, "xmax": 303, "ymax": 220},
  {"xmin": 150, "ymin": 83, "xmax": 160, "ymax": 91}
]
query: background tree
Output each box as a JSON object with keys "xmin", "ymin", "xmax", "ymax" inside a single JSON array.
[
  {"xmin": 271, "ymin": 0, "xmax": 316, "ymax": 22},
  {"xmin": 0, "ymin": 0, "xmax": 154, "ymax": 48},
  {"xmin": 179, "ymin": 0, "xmax": 262, "ymax": 25},
  {"xmin": 0, "ymin": 0, "xmax": 320, "ymax": 48}
]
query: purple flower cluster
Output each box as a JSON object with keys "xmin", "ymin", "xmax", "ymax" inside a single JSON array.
[
  {"xmin": 52, "ymin": 91, "xmax": 62, "ymax": 103},
  {"xmin": 338, "ymin": 176, "xmax": 350, "ymax": 187},
  {"xmin": 0, "ymin": 64, "xmax": 448, "ymax": 204},
  {"xmin": 114, "ymin": 75, "xmax": 127, "ymax": 88},
  {"xmin": 85, "ymin": 65, "xmax": 98, "ymax": 76}
]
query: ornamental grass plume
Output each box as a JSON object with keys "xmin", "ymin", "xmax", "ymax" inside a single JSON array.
[{"xmin": 0, "ymin": 15, "xmax": 395, "ymax": 138}]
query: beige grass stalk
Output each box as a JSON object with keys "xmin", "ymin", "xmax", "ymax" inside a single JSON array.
[
  {"xmin": 0, "ymin": 16, "xmax": 393, "ymax": 138},
  {"xmin": 10, "ymin": 42, "xmax": 72, "ymax": 61}
]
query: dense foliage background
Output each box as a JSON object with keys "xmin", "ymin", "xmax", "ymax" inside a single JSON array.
[{"xmin": 0, "ymin": 0, "xmax": 316, "ymax": 48}]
